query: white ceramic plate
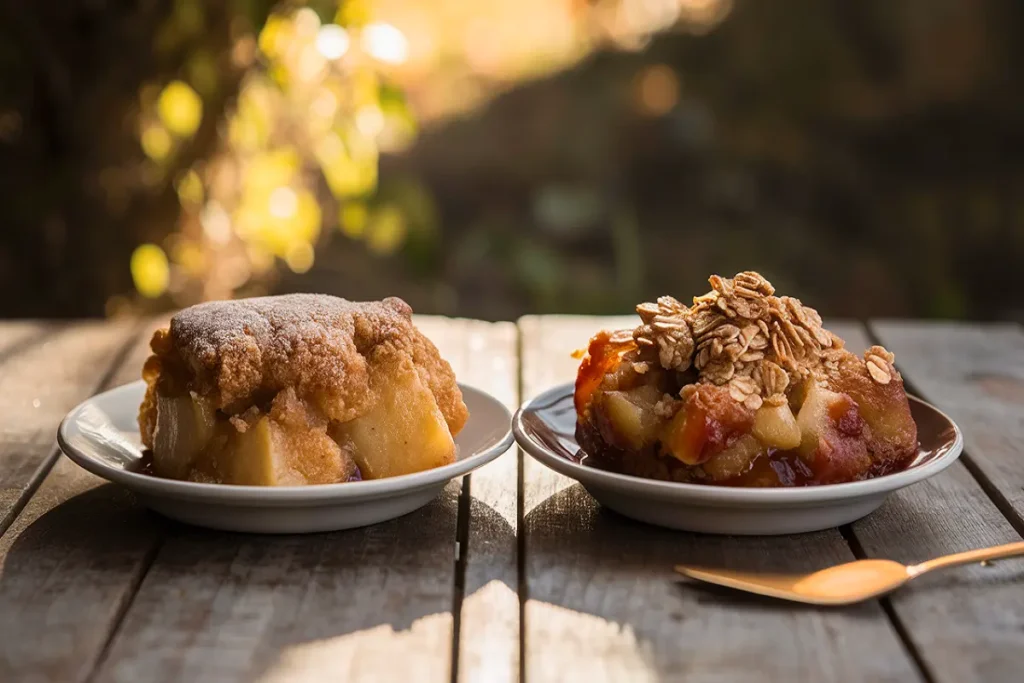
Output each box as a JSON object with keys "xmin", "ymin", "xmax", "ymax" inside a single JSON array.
[
  {"xmin": 59, "ymin": 381, "xmax": 513, "ymax": 533},
  {"xmin": 514, "ymin": 383, "xmax": 963, "ymax": 535}
]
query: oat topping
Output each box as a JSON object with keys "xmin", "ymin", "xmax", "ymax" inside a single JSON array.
[
  {"xmin": 865, "ymin": 346, "xmax": 896, "ymax": 385},
  {"xmin": 634, "ymin": 295, "xmax": 694, "ymax": 371},
  {"xmin": 631, "ymin": 271, "xmax": 899, "ymax": 406}
]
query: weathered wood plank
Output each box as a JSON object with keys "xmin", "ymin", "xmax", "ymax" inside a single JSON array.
[
  {"xmin": 416, "ymin": 317, "xmax": 520, "ymax": 683},
  {"xmin": 519, "ymin": 316, "xmax": 919, "ymax": 683},
  {"xmin": 98, "ymin": 488, "xmax": 461, "ymax": 683},
  {"xmin": 870, "ymin": 321, "xmax": 1024, "ymax": 525},
  {"xmin": 855, "ymin": 320, "xmax": 1024, "ymax": 683},
  {"xmin": 0, "ymin": 320, "xmax": 139, "ymax": 534},
  {"xmin": 90, "ymin": 317, "xmax": 519, "ymax": 683},
  {"xmin": 0, "ymin": 321, "xmax": 54, "ymax": 361},
  {"xmin": 0, "ymin": 319, "xmax": 148, "ymax": 683}
]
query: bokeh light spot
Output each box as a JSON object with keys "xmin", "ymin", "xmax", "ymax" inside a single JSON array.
[
  {"xmin": 258, "ymin": 15, "xmax": 289, "ymax": 58},
  {"xmin": 362, "ymin": 23, "xmax": 409, "ymax": 65},
  {"xmin": 131, "ymin": 244, "xmax": 170, "ymax": 298},
  {"xmin": 141, "ymin": 125, "xmax": 173, "ymax": 160},
  {"xmin": 285, "ymin": 241, "xmax": 315, "ymax": 273},
  {"xmin": 176, "ymin": 169, "xmax": 203, "ymax": 205},
  {"xmin": 316, "ymin": 24, "xmax": 351, "ymax": 60},
  {"xmin": 200, "ymin": 202, "xmax": 232, "ymax": 244},
  {"xmin": 634, "ymin": 64, "xmax": 680, "ymax": 117},
  {"xmin": 355, "ymin": 106, "xmax": 385, "ymax": 137},
  {"xmin": 158, "ymin": 81, "xmax": 203, "ymax": 137},
  {"xmin": 366, "ymin": 206, "xmax": 406, "ymax": 254},
  {"xmin": 340, "ymin": 202, "xmax": 368, "ymax": 238},
  {"xmin": 269, "ymin": 186, "xmax": 299, "ymax": 218},
  {"xmin": 294, "ymin": 8, "xmax": 321, "ymax": 37}
]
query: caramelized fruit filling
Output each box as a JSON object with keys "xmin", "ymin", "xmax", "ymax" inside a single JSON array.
[{"xmin": 575, "ymin": 272, "xmax": 918, "ymax": 487}]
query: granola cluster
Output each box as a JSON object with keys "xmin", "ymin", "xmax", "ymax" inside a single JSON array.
[{"xmin": 632, "ymin": 271, "xmax": 893, "ymax": 410}]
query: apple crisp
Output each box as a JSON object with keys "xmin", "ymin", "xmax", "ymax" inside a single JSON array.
[
  {"xmin": 574, "ymin": 272, "xmax": 918, "ymax": 486},
  {"xmin": 139, "ymin": 295, "xmax": 468, "ymax": 485}
]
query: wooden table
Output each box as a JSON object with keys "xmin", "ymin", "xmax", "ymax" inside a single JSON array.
[{"xmin": 0, "ymin": 316, "xmax": 1022, "ymax": 683}]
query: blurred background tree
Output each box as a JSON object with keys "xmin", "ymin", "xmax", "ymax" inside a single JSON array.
[{"xmin": 0, "ymin": 0, "xmax": 1021, "ymax": 321}]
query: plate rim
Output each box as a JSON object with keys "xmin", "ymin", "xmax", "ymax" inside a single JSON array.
[
  {"xmin": 58, "ymin": 380, "xmax": 514, "ymax": 505},
  {"xmin": 514, "ymin": 382, "xmax": 964, "ymax": 506}
]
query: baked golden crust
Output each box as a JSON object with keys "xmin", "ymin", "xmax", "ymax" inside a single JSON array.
[{"xmin": 139, "ymin": 294, "xmax": 468, "ymax": 453}]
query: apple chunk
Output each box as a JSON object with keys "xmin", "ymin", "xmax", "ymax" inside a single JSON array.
[
  {"xmin": 217, "ymin": 417, "xmax": 351, "ymax": 485},
  {"xmin": 331, "ymin": 358, "xmax": 456, "ymax": 479},
  {"xmin": 152, "ymin": 393, "xmax": 216, "ymax": 480},
  {"xmin": 212, "ymin": 416, "xmax": 297, "ymax": 485},
  {"xmin": 598, "ymin": 385, "xmax": 664, "ymax": 450},
  {"xmin": 752, "ymin": 402, "xmax": 801, "ymax": 450},
  {"xmin": 795, "ymin": 382, "xmax": 871, "ymax": 483},
  {"xmin": 702, "ymin": 434, "xmax": 765, "ymax": 482},
  {"xmin": 153, "ymin": 391, "xmax": 356, "ymax": 485},
  {"xmin": 663, "ymin": 384, "xmax": 754, "ymax": 465}
]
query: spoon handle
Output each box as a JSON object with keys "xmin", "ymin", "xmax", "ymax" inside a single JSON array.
[{"xmin": 908, "ymin": 541, "xmax": 1024, "ymax": 577}]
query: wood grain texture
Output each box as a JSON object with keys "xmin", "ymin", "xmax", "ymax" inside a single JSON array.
[
  {"xmin": 0, "ymin": 320, "xmax": 138, "ymax": 534},
  {"xmin": 519, "ymin": 316, "xmax": 919, "ymax": 683},
  {"xmin": 90, "ymin": 316, "xmax": 519, "ymax": 683},
  {"xmin": 870, "ymin": 321, "xmax": 1024, "ymax": 524},
  {"xmin": 416, "ymin": 317, "xmax": 521, "ymax": 683},
  {"xmin": 853, "ymin": 320, "xmax": 1024, "ymax": 683},
  {"xmin": 0, "ymin": 320, "xmax": 150, "ymax": 683},
  {"xmin": 0, "ymin": 321, "xmax": 54, "ymax": 362}
]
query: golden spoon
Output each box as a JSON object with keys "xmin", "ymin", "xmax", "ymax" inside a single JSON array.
[{"xmin": 675, "ymin": 541, "xmax": 1024, "ymax": 606}]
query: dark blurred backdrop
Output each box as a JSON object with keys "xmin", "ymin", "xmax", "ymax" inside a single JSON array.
[{"xmin": 1, "ymin": 0, "xmax": 1021, "ymax": 321}]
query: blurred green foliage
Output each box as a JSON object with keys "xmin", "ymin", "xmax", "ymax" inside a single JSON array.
[{"xmin": 0, "ymin": 0, "xmax": 1021, "ymax": 322}]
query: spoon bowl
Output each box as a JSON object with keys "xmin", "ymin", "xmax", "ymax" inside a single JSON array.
[
  {"xmin": 676, "ymin": 541, "xmax": 1024, "ymax": 605},
  {"xmin": 677, "ymin": 559, "xmax": 911, "ymax": 605}
]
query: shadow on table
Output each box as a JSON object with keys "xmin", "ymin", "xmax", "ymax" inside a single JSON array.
[
  {"xmin": 0, "ymin": 479, "xmax": 516, "ymax": 682},
  {"xmin": 0, "ymin": 483, "xmax": 163, "ymax": 679},
  {"xmin": 521, "ymin": 483, "xmax": 894, "ymax": 680}
]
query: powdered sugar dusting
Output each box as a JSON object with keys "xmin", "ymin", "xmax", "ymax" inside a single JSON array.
[{"xmin": 143, "ymin": 294, "xmax": 467, "ymax": 435}]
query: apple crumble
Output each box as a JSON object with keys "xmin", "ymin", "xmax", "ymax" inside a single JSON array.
[
  {"xmin": 138, "ymin": 295, "xmax": 468, "ymax": 485},
  {"xmin": 574, "ymin": 272, "xmax": 918, "ymax": 486}
]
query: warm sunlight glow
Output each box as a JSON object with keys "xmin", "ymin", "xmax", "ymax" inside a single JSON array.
[
  {"xmin": 269, "ymin": 186, "xmax": 299, "ymax": 219},
  {"xmin": 125, "ymin": 0, "xmax": 738, "ymax": 309},
  {"xmin": 362, "ymin": 22, "xmax": 410, "ymax": 64},
  {"xmin": 200, "ymin": 202, "xmax": 232, "ymax": 244},
  {"xmin": 355, "ymin": 106, "xmax": 386, "ymax": 137},
  {"xmin": 525, "ymin": 601, "xmax": 657, "ymax": 682},
  {"xmin": 316, "ymin": 24, "xmax": 351, "ymax": 59},
  {"xmin": 257, "ymin": 613, "xmax": 453, "ymax": 682}
]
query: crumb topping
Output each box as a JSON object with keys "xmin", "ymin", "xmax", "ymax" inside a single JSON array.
[
  {"xmin": 141, "ymin": 294, "xmax": 468, "ymax": 438},
  {"xmin": 633, "ymin": 271, "xmax": 899, "ymax": 407}
]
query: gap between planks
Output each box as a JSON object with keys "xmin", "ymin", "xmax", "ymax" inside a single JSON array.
[
  {"xmin": 828, "ymin": 321, "xmax": 938, "ymax": 683},
  {"xmin": 0, "ymin": 320, "xmax": 145, "ymax": 541},
  {"xmin": 517, "ymin": 315, "xmax": 922, "ymax": 683},
  {"xmin": 837, "ymin": 320, "xmax": 1024, "ymax": 683},
  {"xmin": 0, "ymin": 319, "xmax": 160, "ymax": 683},
  {"xmin": 865, "ymin": 321, "xmax": 1024, "ymax": 539},
  {"xmin": 867, "ymin": 320, "xmax": 1024, "ymax": 536},
  {"xmin": 84, "ymin": 316, "xmax": 519, "ymax": 683}
]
